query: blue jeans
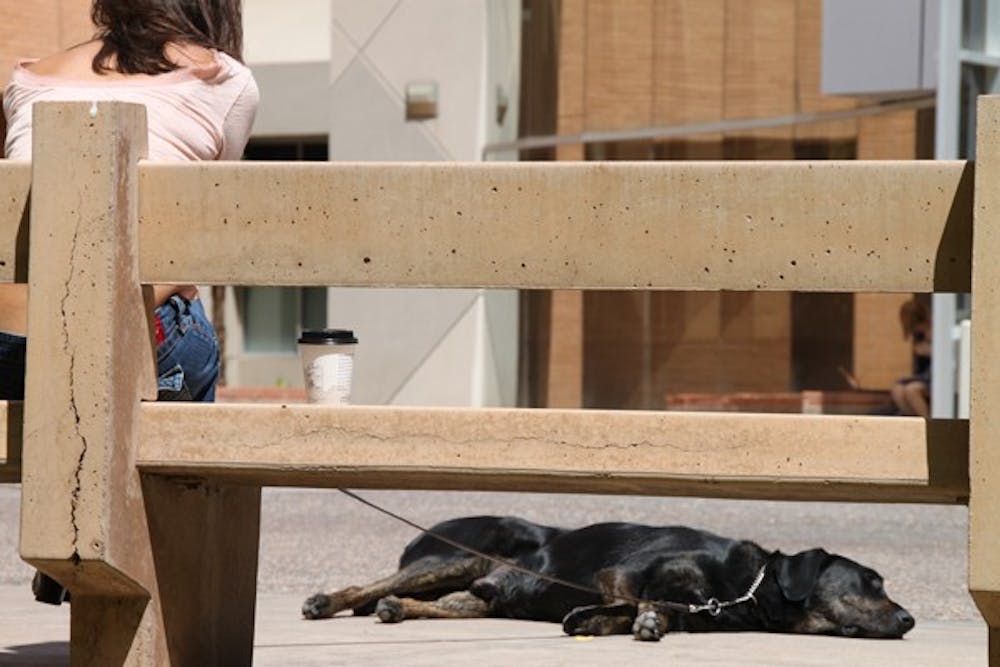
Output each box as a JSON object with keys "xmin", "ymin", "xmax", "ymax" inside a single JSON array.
[
  {"xmin": 154, "ymin": 295, "xmax": 220, "ymax": 402},
  {"xmin": 0, "ymin": 295, "xmax": 220, "ymax": 402}
]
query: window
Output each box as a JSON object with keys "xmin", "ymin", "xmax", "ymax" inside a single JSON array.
[
  {"xmin": 239, "ymin": 286, "xmax": 327, "ymax": 353},
  {"xmin": 240, "ymin": 138, "xmax": 329, "ymax": 353}
]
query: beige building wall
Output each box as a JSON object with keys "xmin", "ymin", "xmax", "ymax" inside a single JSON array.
[
  {"xmin": 322, "ymin": 1, "xmax": 521, "ymax": 407},
  {"xmin": 234, "ymin": 0, "xmax": 522, "ymax": 407},
  {"xmin": 326, "ymin": 0, "xmax": 520, "ymax": 161},
  {"xmin": 243, "ymin": 0, "xmax": 332, "ymax": 64}
]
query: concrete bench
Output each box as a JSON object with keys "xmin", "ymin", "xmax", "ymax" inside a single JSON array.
[{"xmin": 0, "ymin": 100, "xmax": 994, "ymax": 665}]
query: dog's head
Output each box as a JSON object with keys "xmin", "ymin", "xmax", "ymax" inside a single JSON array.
[{"xmin": 772, "ymin": 549, "xmax": 914, "ymax": 638}]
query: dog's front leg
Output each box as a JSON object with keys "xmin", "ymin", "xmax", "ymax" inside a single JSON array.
[
  {"xmin": 562, "ymin": 603, "xmax": 636, "ymax": 636},
  {"xmin": 375, "ymin": 591, "xmax": 492, "ymax": 623},
  {"xmin": 632, "ymin": 601, "xmax": 669, "ymax": 642},
  {"xmin": 302, "ymin": 556, "xmax": 492, "ymax": 619}
]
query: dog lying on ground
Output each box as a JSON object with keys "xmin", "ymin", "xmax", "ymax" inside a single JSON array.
[{"xmin": 302, "ymin": 515, "xmax": 915, "ymax": 641}]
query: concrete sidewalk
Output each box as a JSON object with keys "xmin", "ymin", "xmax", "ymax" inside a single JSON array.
[{"xmin": 0, "ymin": 586, "xmax": 987, "ymax": 666}]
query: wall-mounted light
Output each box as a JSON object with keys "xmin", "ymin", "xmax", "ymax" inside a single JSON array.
[{"xmin": 405, "ymin": 81, "xmax": 438, "ymax": 121}]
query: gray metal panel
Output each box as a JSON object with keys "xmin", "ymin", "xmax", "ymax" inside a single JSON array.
[
  {"xmin": 923, "ymin": 0, "xmax": 941, "ymax": 89},
  {"xmin": 250, "ymin": 62, "xmax": 332, "ymax": 138},
  {"xmin": 821, "ymin": 0, "xmax": 929, "ymax": 96}
]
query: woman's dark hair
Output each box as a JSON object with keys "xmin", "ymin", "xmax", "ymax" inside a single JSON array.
[
  {"xmin": 899, "ymin": 298, "xmax": 930, "ymax": 340},
  {"xmin": 91, "ymin": 0, "xmax": 243, "ymax": 74}
]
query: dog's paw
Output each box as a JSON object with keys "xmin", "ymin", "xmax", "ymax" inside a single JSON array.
[
  {"xmin": 632, "ymin": 610, "xmax": 663, "ymax": 642},
  {"xmin": 302, "ymin": 593, "xmax": 333, "ymax": 620},
  {"xmin": 302, "ymin": 586, "xmax": 365, "ymax": 619},
  {"xmin": 562, "ymin": 606, "xmax": 596, "ymax": 636},
  {"xmin": 469, "ymin": 578, "xmax": 500, "ymax": 602},
  {"xmin": 563, "ymin": 603, "xmax": 636, "ymax": 637},
  {"xmin": 376, "ymin": 595, "xmax": 405, "ymax": 624}
]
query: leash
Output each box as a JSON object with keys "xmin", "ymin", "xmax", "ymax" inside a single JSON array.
[{"xmin": 337, "ymin": 488, "xmax": 766, "ymax": 617}]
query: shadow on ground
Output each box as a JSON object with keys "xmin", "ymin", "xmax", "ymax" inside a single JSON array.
[{"xmin": 0, "ymin": 641, "xmax": 68, "ymax": 665}]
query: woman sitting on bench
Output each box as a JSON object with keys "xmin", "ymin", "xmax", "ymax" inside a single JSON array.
[{"xmin": 0, "ymin": 0, "xmax": 259, "ymax": 604}]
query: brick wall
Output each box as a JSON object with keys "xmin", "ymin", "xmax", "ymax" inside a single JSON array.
[
  {"xmin": 854, "ymin": 294, "xmax": 913, "ymax": 389},
  {"xmin": 0, "ymin": 2, "xmax": 91, "ymax": 157},
  {"xmin": 546, "ymin": 0, "xmax": 920, "ymax": 408},
  {"xmin": 0, "ymin": 1, "xmax": 92, "ymax": 88}
]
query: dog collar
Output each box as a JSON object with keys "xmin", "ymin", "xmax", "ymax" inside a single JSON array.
[{"xmin": 677, "ymin": 564, "xmax": 768, "ymax": 617}]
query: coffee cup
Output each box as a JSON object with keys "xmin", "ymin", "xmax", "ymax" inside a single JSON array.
[{"xmin": 297, "ymin": 329, "xmax": 358, "ymax": 404}]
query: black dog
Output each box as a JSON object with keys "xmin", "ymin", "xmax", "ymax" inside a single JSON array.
[{"xmin": 302, "ymin": 516, "xmax": 914, "ymax": 641}]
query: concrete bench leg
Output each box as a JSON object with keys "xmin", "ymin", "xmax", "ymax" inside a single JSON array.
[
  {"xmin": 33, "ymin": 480, "xmax": 262, "ymax": 666},
  {"xmin": 20, "ymin": 101, "xmax": 160, "ymax": 664},
  {"xmin": 17, "ymin": 101, "xmax": 261, "ymax": 664},
  {"xmin": 972, "ymin": 95, "xmax": 1000, "ymax": 667},
  {"xmin": 143, "ymin": 476, "xmax": 261, "ymax": 665},
  {"xmin": 68, "ymin": 595, "xmax": 150, "ymax": 666}
]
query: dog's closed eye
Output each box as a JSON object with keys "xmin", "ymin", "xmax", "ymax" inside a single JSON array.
[{"xmin": 859, "ymin": 572, "xmax": 884, "ymax": 594}]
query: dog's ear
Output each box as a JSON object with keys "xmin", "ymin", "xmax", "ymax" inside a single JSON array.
[{"xmin": 774, "ymin": 549, "xmax": 830, "ymax": 602}]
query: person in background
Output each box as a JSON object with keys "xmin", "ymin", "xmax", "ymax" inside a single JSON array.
[
  {"xmin": 890, "ymin": 298, "xmax": 932, "ymax": 418},
  {"xmin": 1, "ymin": 0, "xmax": 258, "ymax": 604}
]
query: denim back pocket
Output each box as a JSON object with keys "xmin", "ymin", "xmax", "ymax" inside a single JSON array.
[
  {"xmin": 156, "ymin": 363, "xmax": 193, "ymax": 401},
  {"xmin": 154, "ymin": 296, "xmax": 219, "ymax": 402}
]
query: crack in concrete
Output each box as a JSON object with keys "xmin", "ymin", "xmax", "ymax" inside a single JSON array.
[
  {"xmin": 61, "ymin": 220, "xmax": 86, "ymax": 563},
  {"xmin": 239, "ymin": 421, "xmax": 744, "ymax": 455}
]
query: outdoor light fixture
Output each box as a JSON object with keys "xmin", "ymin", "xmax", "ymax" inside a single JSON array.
[{"xmin": 405, "ymin": 81, "xmax": 438, "ymax": 120}]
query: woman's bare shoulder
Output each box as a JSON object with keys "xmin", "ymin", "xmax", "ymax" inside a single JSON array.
[
  {"xmin": 21, "ymin": 41, "xmax": 218, "ymax": 80},
  {"xmin": 23, "ymin": 41, "xmax": 106, "ymax": 79}
]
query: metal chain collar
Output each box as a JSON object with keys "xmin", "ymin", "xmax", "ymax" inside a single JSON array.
[{"xmin": 677, "ymin": 564, "xmax": 768, "ymax": 617}]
